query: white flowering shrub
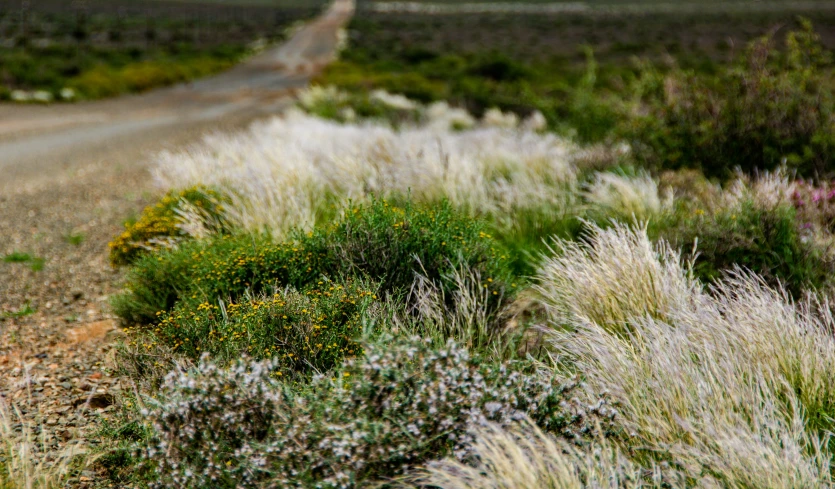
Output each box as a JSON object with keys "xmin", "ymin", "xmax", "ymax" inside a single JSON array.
[
  {"xmin": 141, "ymin": 338, "xmax": 615, "ymax": 488},
  {"xmin": 141, "ymin": 355, "xmax": 282, "ymax": 488}
]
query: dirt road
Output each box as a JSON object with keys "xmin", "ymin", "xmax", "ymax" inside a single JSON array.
[
  {"xmin": 0, "ymin": 2, "xmax": 353, "ymax": 480},
  {"xmin": 0, "ymin": 0, "xmax": 354, "ymax": 193}
]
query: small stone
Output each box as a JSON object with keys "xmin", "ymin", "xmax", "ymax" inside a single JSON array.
[{"xmin": 89, "ymin": 372, "xmax": 102, "ymax": 380}]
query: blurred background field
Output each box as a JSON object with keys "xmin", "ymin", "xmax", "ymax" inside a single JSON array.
[
  {"xmin": 0, "ymin": 0, "xmax": 328, "ymax": 101},
  {"xmin": 319, "ymin": 1, "xmax": 835, "ymax": 146}
]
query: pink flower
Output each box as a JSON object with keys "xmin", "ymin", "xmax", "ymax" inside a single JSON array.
[{"xmin": 813, "ymin": 190, "xmax": 824, "ymax": 204}]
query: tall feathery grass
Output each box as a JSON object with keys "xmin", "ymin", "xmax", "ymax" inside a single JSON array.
[
  {"xmin": 153, "ymin": 109, "xmax": 578, "ymax": 236},
  {"xmin": 537, "ymin": 223, "xmax": 835, "ymax": 487},
  {"xmin": 407, "ymin": 419, "xmax": 665, "ymax": 489}
]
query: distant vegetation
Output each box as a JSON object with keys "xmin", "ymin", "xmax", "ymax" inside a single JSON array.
[
  {"xmin": 321, "ymin": 7, "xmax": 835, "ymax": 177},
  {"xmin": 0, "ymin": 0, "xmax": 327, "ymax": 101}
]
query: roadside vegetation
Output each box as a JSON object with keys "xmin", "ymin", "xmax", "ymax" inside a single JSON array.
[
  {"xmin": 12, "ymin": 2, "xmax": 835, "ymax": 488},
  {"xmin": 0, "ymin": 0, "xmax": 327, "ymax": 102}
]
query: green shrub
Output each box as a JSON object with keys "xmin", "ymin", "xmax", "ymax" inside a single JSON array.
[
  {"xmin": 624, "ymin": 19, "xmax": 835, "ymax": 179},
  {"xmin": 133, "ymin": 280, "xmax": 377, "ymax": 377},
  {"xmin": 68, "ymin": 57, "xmax": 235, "ymax": 99},
  {"xmin": 140, "ymin": 337, "xmax": 614, "ymax": 488},
  {"xmin": 109, "ymin": 186, "xmax": 227, "ymax": 267},
  {"xmin": 113, "ymin": 200, "xmax": 512, "ymax": 325},
  {"xmin": 658, "ymin": 200, "xmax": 834, "ymax": 296},
  {"xmin": 490, "ymin": 206, "xmax": 586, "ymax": 278}
]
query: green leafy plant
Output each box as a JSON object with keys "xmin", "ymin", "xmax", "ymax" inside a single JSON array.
[
  {"xmin": 3, "ymin": 252, "xmax": 33, "ymax": 263},
  {"xmin": 63, "ymin": 232, "xmax": 86, "ymax": 246},
  {"xmin": 113, "ymin": 199, "xmax": 512, "ymax": 326},
  {"xmin": 1, "ymin": 303, "xmax": 36, "ymax": 320},
  {"xmin": 624, "ymin": 19, "xmax": 835, "ymax": 179},
  {"xmin": 29, "ymin": 257, "xmax": 45, "ymax": 272},
  {"xmin": 2, "ymin": 252, "xmax": 45, "ymax": 272},
  {"xmin": 659, "ymin": 200, "xmax": 833, "ymax": 296}
]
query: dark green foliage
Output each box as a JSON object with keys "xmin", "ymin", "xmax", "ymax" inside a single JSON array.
[
  {"xmin": 318, "ymin": 11, "xmax": 835, "ymax": 145},
  {"xmin": 2, "ymin": 252, "xmax": 45, "ymax": 272},
  {"xmin": 113, "ymin": 200, "xmax": 512, "ymax": 325},
  {"xmin": 658, "ymin": 201, "xmax": 834, "ymax": 297},
  {"xmin": 3, "ymin": 251, "xmax": 33, "ymax": 263},
  {"xmin": 624, "ymin": 19, "xmax": 835, "ymax": 179}
]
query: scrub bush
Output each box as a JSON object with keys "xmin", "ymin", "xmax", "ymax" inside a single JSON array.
[
  {"xmin": 113, "ymin": 200, "xmax": 512, "ymax": 325},
  {"xmin": 140, "ymin": 338, "xmax": 614, "ymax": 488}
]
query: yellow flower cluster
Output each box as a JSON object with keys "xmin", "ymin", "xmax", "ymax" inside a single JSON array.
[{"xmin": 108, "ymin": 186, "xmax": 224, "ymax": 266}]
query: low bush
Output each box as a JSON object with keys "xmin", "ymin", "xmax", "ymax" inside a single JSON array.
[
  {"xmin": 139, "ymin": 337, "xmax": 615, "ymax": 488},
  {"xmin": 297, "ymin": 85, "xmax": 422, "ymax": 126},
  {"xmin": 624, "ymin": 19, "xmax": 835, "ymax": 179},
  {"xmin": 792, "ymin": 179, "xmax": 835, "ymax": 235},
  {"xmin": 109, "ymin": 186, "xmax": 227, "ymax": 266},
  {"xmin": 113, "ymin": 200, "xmax": 512, "ymax": 326},
  {"xmin": 660, "ymin": 199, "xmax": 834, "ymax": 296},
  {"xmin": 133, "ymin": 280, "xmax": 377, "ymax": 377}
]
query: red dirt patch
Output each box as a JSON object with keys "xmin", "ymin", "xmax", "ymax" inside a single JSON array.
[{"xmin": 65, "ymin": 320, "xmax": 116, "ymax": 345}]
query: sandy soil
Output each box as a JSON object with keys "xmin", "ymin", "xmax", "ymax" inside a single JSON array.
[{"xmin": 0, "ymin": 1, "xmax": 353, "ymax": 484}]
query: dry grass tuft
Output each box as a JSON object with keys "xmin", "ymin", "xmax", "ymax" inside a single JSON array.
[
  {"xmin": 536, "ymin": 222, "xmax": 700, "ymax": 332},
  {"xmin": 539, "ymin": 224, "xmax": 835, "ymax": 487},
  {"xmin": 153, "ymin": 109, "xmax": 578, "ymax": 236},
  {"xmin": 0, "ymin": 400, "xmax": 82, "ymax": 489},
  {"xmin": 406, "ymin": 419, "xmax": 662, "ymax": 489},
  {"xmin": 584, "ymin": 172, "xmax": 672, "ymax": 223}
]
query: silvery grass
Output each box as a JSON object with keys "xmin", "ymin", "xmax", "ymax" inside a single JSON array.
[
  {"xmin": 407, "ymin": 419, "xmax": 669, "ymax": 489},
  {"xmin": 537, "ymin": 223, "xmax": 835, "ymax": 487},
  {"xmin": 584, "ymin": 172, "xmax": 673, "ymax": 223},
  {"xmin": 153, "ymin": 109, "xmax": 579, "ymax": 237}
]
